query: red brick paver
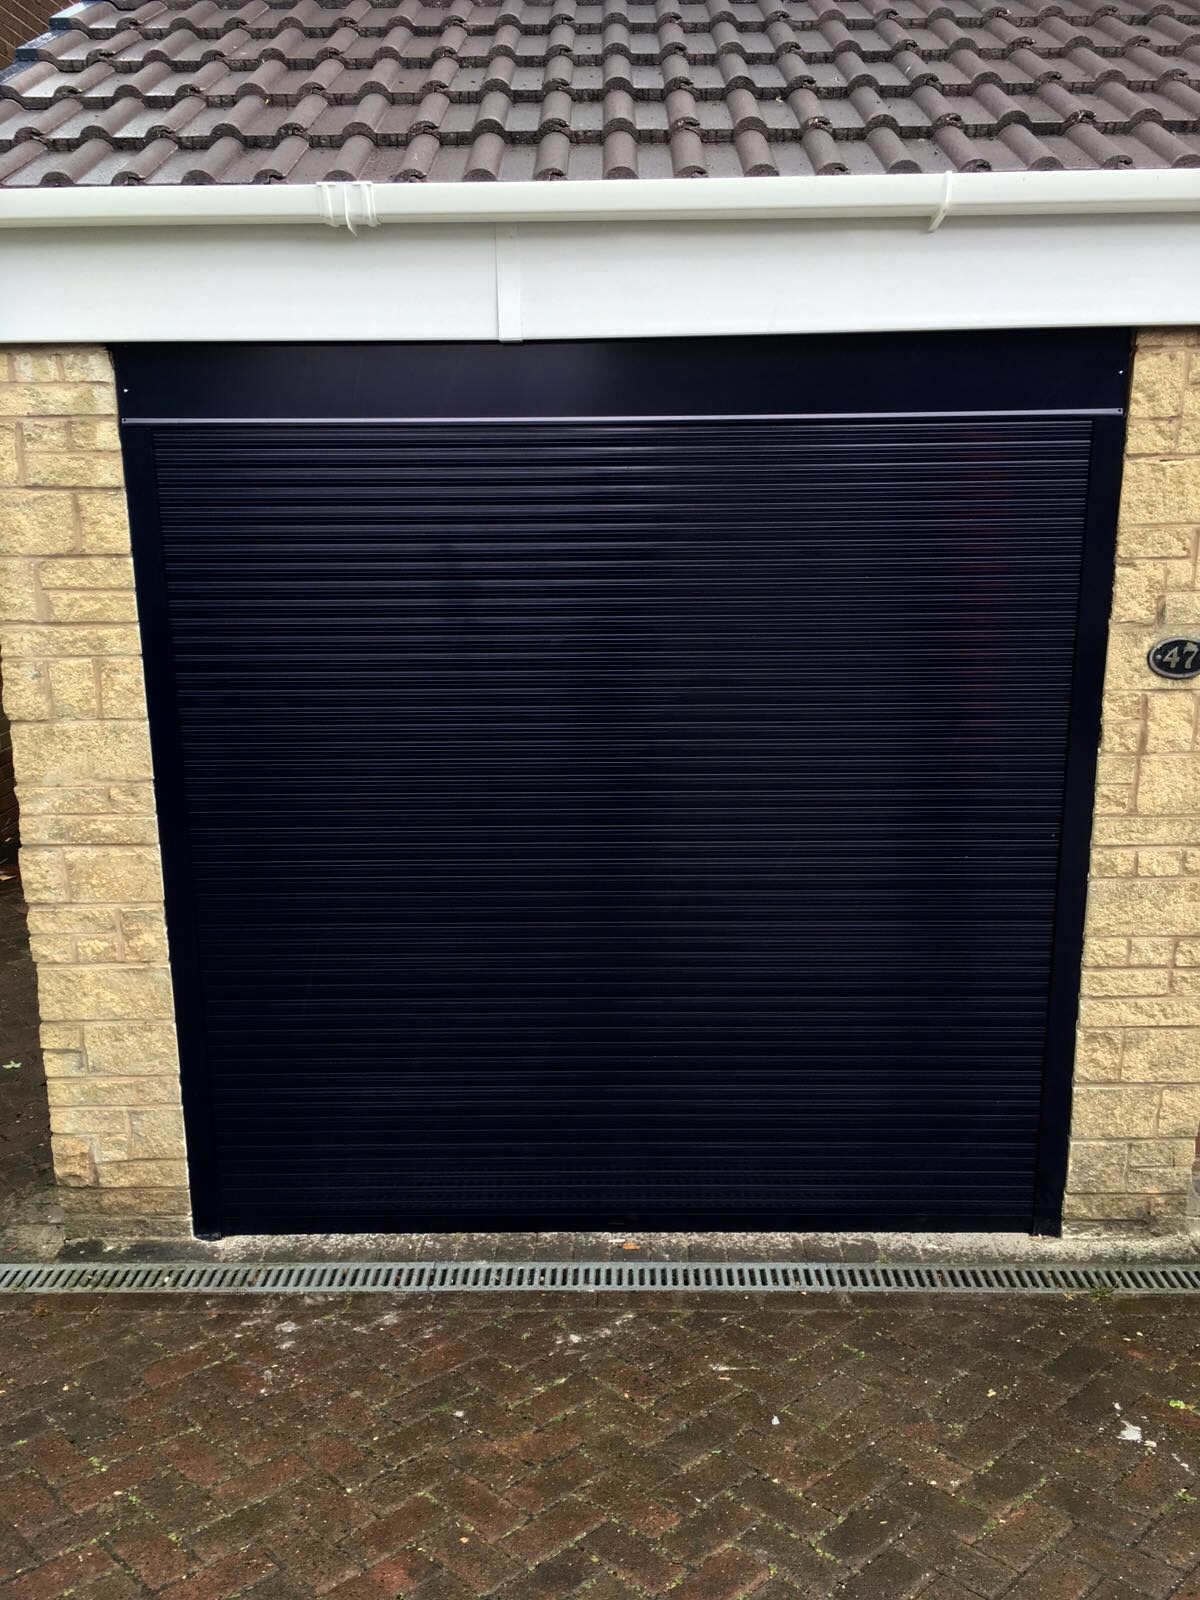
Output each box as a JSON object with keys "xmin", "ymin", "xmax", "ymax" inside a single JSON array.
[{"xmin": 0, "ymin": 1293, "xmax": 1198, "ymax": 1597}]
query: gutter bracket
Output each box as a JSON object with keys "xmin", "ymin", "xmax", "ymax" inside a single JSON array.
[
  {"xmin": 316, "ymin": 181, "xmax": 380, "ymax": 236},
  {"xmin": 927, "ymin": 172, "xmax": 954, "ymax": 232}
]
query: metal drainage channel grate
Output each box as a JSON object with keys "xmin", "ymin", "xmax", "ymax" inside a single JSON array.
[{"xmin": 0, "ymin": 1260, "xmax": 1199, "ymax": 1296}]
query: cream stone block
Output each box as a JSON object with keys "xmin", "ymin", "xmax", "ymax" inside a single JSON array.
[
  {"xmin": 21, "ymin": 418, "xmax": 72, "ymax": 451},
  {"xmin": 1091, "ymin": 848, "xmax": 1137, "ymax": 878},
  {"xmin": 77, "ymin": 936, "xmax": 123, "ymax": 964},
  {"xmin": 0, "ymin": 490, "xmax": 76, "ymax": 554},
  {"xmin": 119, "ymin": 910, "xmax": 168, "ymax": 964},
  {"xmin": 1062, "ymin": 1193, "xmax": 1151, "ymax": 1221},
  {"xmin": 18, "ymin": 847, "xmax": 67, "ymax": 903},
  {"xmin": 128, "ymin": 1111, "xmax": 187, "ymax": 1160},
  {"xmin": 1097, "ymin": 752, "xmax": 1137, "ymax": 787},
  {"xmin": 63, "ymin": 1187, "xmax": 191, "ymax": 1219},
  {"xmin": 1083, "ymin": 937, "xmax": 1129, "ymax": 967},
  {"xmin": 84, "ymin": 1021, "xmax": 178, "ymax": 1074},
  {"xmin": 1128, "ymin": 348, "xmax": 1189, "ymax": 416},
  {"xmin": 1159, "ymin": 1086, "xmax": 1200, "ymax": 1137},
  {"xmin": 19, "ymin": 814, "xmax": 160, "ymax": 847},
  {"xmin": 9, "ymin": 721, "xmax": 152, "ymax": 783},
  {"xmin": 24, "ymin": 453, "xmax": 125, "ymax": 490},
  {"xmin": 1129, "ymin": 937, "xmax": 1174, "ymax": 964},
  {"xmin": 1120, "ymin": 459, "xmax": 1200, "ymax": 525},
  {"xmin": 1082, "ymin": 968, "xmax": 1170, "ymax": 996},
  {"xmin": 43, "ymin": 590, "xmax": 139, "ymax": 624},
  {"xmin": 1162, "ymin": 561, "xmax": 1197, "ymax": 594},
  {"xmin": 1067, "ymin": 1142, "xmax": 1128, "ymax": 1191},
  {"xmin": 48, "ymin": 1077, "xmax": 181, "ymax": 1107},
  {"xmin": 40, "ymin": 1021, "xmax": 81, "ymax": 1050},
  {"xmin": 1122, "ymin": 1028, "xmax": 1200, "ymax": 1081},
  {"xmin": 42, "ymin": 1050, "xmax": 85, "ymax": 1078},
  {"xmin": 0, "ymin": 383, "xmax": 114, "ymax": 417},
  {"xmin": 1071, "ymin": 1086, "xmax": 1160, "ymax": 1139},
  {"xmin": 0, "ymin": 422, "xmax": 18, "ymax": 485},
  {"xmin": 29, "ymin": 934, "xmax": 76, "ymax": 964},
  {"xmin": 1117, "ymin": 524, "xmax": 1196, "ymax": 560},
  {"xmin": 37, "ymin": 966, "xmax": 174, "ymax": 1022},
  {"xmin": 1164, "ymin": 593, "xmax": 1200, "ymax": 625},
  {"xmin": 1096, "ymin": 817, "xmax": 1200, "ymax": 845},
  {"xmin": 97, "ymin": 1159, "xmax": 188, "ymax": 1189},
  {"xmin": 1075, "ymin": 1030, "xmax": 1122, "ymax": 1082},
  {"xmin": 0, "ymin": 558, "xmax": 42, "ymax": 621},
  {"xmin": 1111, "ymin": 563, "xmax": 1164, "ymax": 623},
  {"xmin": 1108, "ymin": 692, "xmax": 1145, "ymax": 721},
  {"xmin": 1084, "ymin": 875, "xmax": 1200, "ymax": 937},
  {"xmin": 48, "ymin": 659, "xmax": 99, "ymax": 720},
  {"xmin": 1125, "ymin": 420, "xmax": 1179, "ymax": 455},
  {"xmin": 1138, "ymin": 756, "xmax": 1200, "ymax": 815},
  {"xmin": 1127, "ymin": 1138, "xmax": 1192, "ymax": 1167},
  {"xmin": 63, "ymin": 846, "xmax": 162, "ymax": 904},
  {"xmin": 76, "ymin": 492, "xmax": 132, "ymax": 554},
  {"xmin": 1145, "ymin": 694, "xmax": 1195, "ymax": 752},
  {"xmin": 38, "ymin": 556, "xmax": 134, "ymax": 589},
  {"xmin": 52, "ymin": 1134, "xmax": 97, "ymax": 1187},
  {"xmin": 1082, "ymin": 996, "xmax": 1200, "ymax": 1027},
  {"xmin": 26, "ymin": 904, "xmax": 119, "ymax": 936},
  {"xmin": 99, "ymin": 659, "xmax": 147, "ymax": 720},
  {"xmin": 54, "ymin": 1106, "xmax": 129, "ymax": 1139},
  {"xmin": 1128, "ymin": 1165, "xmax": 1190, "ymax": 1193},
  {"xmin": 1095, "ymin": 784, "xmax": 1135, "ymax": 815},
  {"xmin": 0, "ymin": 624, "xmax": 141, "ymax": 658},
  {"xmin": 67, "ymin": 419, "xmax": 120, "ymax": 452},
  {"xmin": 9, "ymin": 352, "xmax": 63, "ymax": 383},
  {"xmin": 60, "ymin": 351, "xmax": 112, "ymax": 383},
  {"xmin": 1137, "ymin": 850, "xmax": 1184, "ymax": 877},
  {"xmin": 1, "ymin": 660, "xmax": 52, "ymax": 722}
]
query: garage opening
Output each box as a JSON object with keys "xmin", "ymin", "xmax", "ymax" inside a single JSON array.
[{"xmin": 117, "ymin": 332, "xmax": 1127, "ymax": 1237}]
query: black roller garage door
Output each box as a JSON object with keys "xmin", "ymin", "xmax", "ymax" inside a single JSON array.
[{"xmin": 118, "ymin": 333, "xmax": 1126, "ymax": 1237}]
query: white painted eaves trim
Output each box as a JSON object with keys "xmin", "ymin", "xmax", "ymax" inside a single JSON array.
[
  {"xmin": 3, "ymin": 170, "xmax": 1200, "ymax": 342},
  {"xmin": 1, "ymin": 170, "xmax": 1200, "ymax": 230}
]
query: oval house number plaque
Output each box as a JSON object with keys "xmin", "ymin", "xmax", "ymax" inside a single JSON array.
[{"xmin": 1148, "ymin": 638, "xmax": 1200, "ymax": 680}]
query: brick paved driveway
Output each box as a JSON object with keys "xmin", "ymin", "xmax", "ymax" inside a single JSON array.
[{"xmin": 1, "ymin": 1292, "xmax": 1199, "ymax": 1600}]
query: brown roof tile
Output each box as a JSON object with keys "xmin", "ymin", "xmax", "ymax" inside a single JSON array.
[{"xmin": 1, "ymin": 0, "xmax": 1199, "ymax": 184}]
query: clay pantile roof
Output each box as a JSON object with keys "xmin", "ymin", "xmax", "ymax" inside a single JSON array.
[{"xmin": 1, "ymin": 0, "xmax": 1199, "ymax": 185}]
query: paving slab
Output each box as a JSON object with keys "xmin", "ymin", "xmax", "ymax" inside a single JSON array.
[{"xmin": 0, "ymin": 1292, "xmax": 1198, "ymax": 1597}]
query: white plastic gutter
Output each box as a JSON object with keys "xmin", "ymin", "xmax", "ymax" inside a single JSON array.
[{"xmin": 2, "ymin": 169, "xmax": 1200, "ymax": 232}]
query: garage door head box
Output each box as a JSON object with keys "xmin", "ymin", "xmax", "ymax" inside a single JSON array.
[{"xmin": 1, "ymin": 0, "xmax": 1200, "ymax": 1244}]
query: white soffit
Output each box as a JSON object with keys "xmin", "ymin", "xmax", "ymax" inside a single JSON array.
[{"xmin": 1, "ymin": 172, "xmax": 1199, "ymax": 341}]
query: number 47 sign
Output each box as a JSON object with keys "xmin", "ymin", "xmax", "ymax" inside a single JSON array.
[{"xmin": 1148, "ymin": 638, "xmax": 1200, "ymax": 680}]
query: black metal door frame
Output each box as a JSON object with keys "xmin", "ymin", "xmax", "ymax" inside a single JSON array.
[{"xmin": 116, "ymin": 331, "xmax": 1129, "ymax": 1239}]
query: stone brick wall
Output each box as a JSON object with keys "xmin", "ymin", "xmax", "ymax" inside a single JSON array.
[
  {"xmin": 0, "ymin": 348, "xmax": 190, "ymax": 1239},
  {"xmin": 1068, "ymin": 327, "xmax": 1200, "ymax": 1233}
]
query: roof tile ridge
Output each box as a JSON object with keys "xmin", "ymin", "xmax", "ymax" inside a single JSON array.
[
  {"xmin": 0, "ymin": 136, "xmax": 48, "ymax": 179},
  {"xmin": 848, "ymin": 78, "xmax": 900, "ymax": 130},
  {"xmin": 800, "ymin": 124, "xmax": 847, "ymax": 174},
  {"xmin": 930, "ymin": 122, "xmax": 989, "ymax": 167},
  {"xmin": 864, "ymin": 122, "xmax": 922, "ymax": 170},
  {"xmin": 945, "ymin": 41, "xmax": 1002, "ymax": 86},
  {"xmin": 997, "ymin": 120, "xmax": 1063, "ymax": 167}
]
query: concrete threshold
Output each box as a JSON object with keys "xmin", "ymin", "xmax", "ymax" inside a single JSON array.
[{"xmin": 43, "ymin": 1225, "xmax": 1200, "ymax": 1271}]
